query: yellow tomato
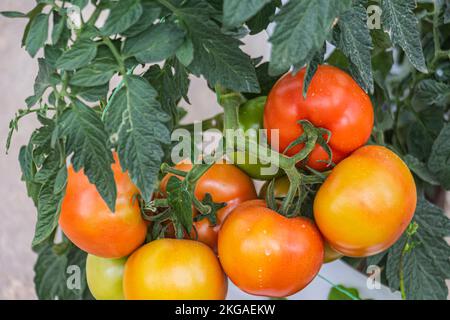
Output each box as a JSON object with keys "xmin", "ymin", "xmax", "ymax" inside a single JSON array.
[
  {"xmin": 123, "ymin": 239, "xmax": 228, "ymax": 300},
  {"xmin": 314, "ymin": 145, "xmax": 417, "ymax": 257}
]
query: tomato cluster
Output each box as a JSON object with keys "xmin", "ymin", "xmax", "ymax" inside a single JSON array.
[{"xmin": 59, "ymin": 65, "xmax": 417, "ymax": 300}]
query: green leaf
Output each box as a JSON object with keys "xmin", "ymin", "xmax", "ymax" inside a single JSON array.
[
  {"xmin": 269, "ymin": 0, "xmax": 351, "ymax": 75},
  {"xmin": 301, "ymin": 46, "xmax": 325, "ymax": 98},
  {"xmin": 445, "ymin": 0, "xmax": 450, "ymax": 24},
  {"xmin": 25, "ymin": 13, "xmax": 49, "ymax": 57},
  {"xmin": 21, "ymin": 4, "xmax": 46, "ymax": 48},
  {"xmin": 26, "ymin": 58, "xmax": 58, "ymax": 108},
  {"xmin": 173, "ymin": 0, "xmax": 260, "ymax": 93},
  {"xmin": 70, "ymin": 0, "xmax": 89, "ymax": 9},
  {"xmin": 59, "ymin": 100, "xmax": 117, "ymax": 211},
  {"xmin": 166, "ymin": 176, "xmax": 193, "ymax": 234},
  {"xmin": 336, "ymin": 6, "xmax": 374, "ymax": 93},
  {"xmin": 406, "ymin": 107, "xmax": 444, "ymax": 161},
  {"xmin": 122, "ymin": 1, "xmax": 162, "ymax": 37},
  {"xmin": 428, "ymin": 124, "xmax": 450, "ymax": 190},
  {"xmin": 403, "ymin": 154, "xmax": 439, "ymax": 186},
  {"xmin": 54, "ymin": 166, "xmax": 68, "ymax": 195},
  {"xmin": 72, "ymin": 84, "xmax": 110, "ymax": 102},
  {"xmin": 402, "ymin": 199, "xmax": 450, "ymax": 299},
  {"xmin": 383, "ymin": 197, "xmax": 450, "ymax": 300},
  {"xmin": 70, "ymin": 62, "xmax": 116, "ymax": 87},
  {"xmin": 175, "ymin": 39, "xmax": 194, "ymax": 67},
  {"xmin": 32, "ymin": 152, "xmax": 66, "ymax": 246},
  {"xmin": 56, "ymin": 40, "xmax": 98, "ymax": 70},
  {"xmin": 381, "ymin": 0, "xmax": 428, "ymax": 73},
  {"xmin": 123, "ymin": 21, "xmax": 185, "ymax": 63},
  {"xmin": 144, "ymin": 59, "xmax": 190, "ymax": 126},
  {"xmin": 52, "ymin": 12, "xmax": 66, "ymax": 45},
  {"xmin": 414, "ymin": 80, "xmax": 450, "ymax": 107},
  {"xmin": 101, "ymin": 0, "xmax": 143, "ymax": 36},
  {"xmin": 246, "ymin": 0, "xmax": 278, "ymax": 35},
  {"xmin": 223, "ymin": 0, "xmax": 272, "ymax": 28},
  {"xmin": 328, "ymin": 285, "xmax": 361, "ymax": 300},
  {"xmin": 44, "ymin": 45, "xmax": 63, "ymax": 68},
  {"xmin": 34, "ymin": 241, "xmax": 92, "ymax": 300},
  {"xmin": 104, "ymin": 75, "xmax": 171, "ymax": 202},
  {"xmin": 1, "ymin": 11, "xmax": 27, "ymax": 18},
  {"xmin": 19, "ymin": 144, "xmax": 35, "ymax": 182},
  {"xmin": 244, "ymin": 61, "xmax": 282, "ymax": 100}
]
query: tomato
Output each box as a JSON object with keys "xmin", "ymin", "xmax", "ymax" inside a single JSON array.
[
  {"xmin": 259, "ymin": 176, "xmax": 341, "ymax": 263},
  {"xmin": 323, "ymin": 242, "xmax": 343, "ymax": 263},
  {"xmin": 86, "ymin": 254, "xmax": 126, "ymax": 300},
  {"xmin": 231, "ymin": 96, "xmax": 282, "ymax": 180},
  {"xmin": 264, "ymin": 65, "xmax": 374, "ymax": 171},
  {"xmin": 218, "ymin": 200, "xmax": 324, "ymax": 297},
  {"xmin": 259, "ymin": 175, "xmax": 290, "ymax": 199},
  {"xmin": 59, "ymin": 154, "xmax": 147, "ymax": 258},
  {"xmin": 314, "ymin": 145, "xmax": 417, "ymax": 257},
  {"xmin": 160, "ymin": 163, "xmax": 257, "ymax": 251},
  {"xmin": 123, "ymin": 239, "xmax": 227, "ymax": 300}
]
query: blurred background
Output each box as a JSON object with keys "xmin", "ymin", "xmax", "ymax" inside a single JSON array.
[{"xmin": 0, "ymin": 1, "xmax": 448, "ymax": 300}]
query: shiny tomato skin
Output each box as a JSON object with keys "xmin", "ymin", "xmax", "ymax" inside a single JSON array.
[
  {"xmin": 218, "ymin": 200, "xmax": 324, "ymax": 297},
  {"xmin": 259, "ymin": 176, "xmax": 342, "ymax": 263},
  {"xmin": 123, "ymin": 239, "xmax": 227, "ymax": 300},
  {"xmin": 160, "ymin": 163, "xmax": 257, "ymax": 251},
  {"xmin": 59, "ymin": 154, "xmax": 147, "ymax": 258},
  {"xmin": 314, "ymin": 145, "xmax": 417, "ymax": 257},
  {"xmin": 86, "ymin": 254, "xmax": 126, "ymax": 300},
  {"xmin": 264, "ymin": 65, "xmax": 374, "ymax": 171}
]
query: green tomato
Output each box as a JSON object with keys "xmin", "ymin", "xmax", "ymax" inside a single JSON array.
[
  {"xmin": 233, "ymin": 96, "xmax": 282, "ymax": 180},
  {"xmin": 86, "ymin": 254, "xmax": 126, "ymax": 300}
]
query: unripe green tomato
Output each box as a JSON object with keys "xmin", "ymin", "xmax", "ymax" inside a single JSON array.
[
  {"xmin": 323, "ymin": 242, "xmax": 343, "ymax": 263},
  {"xmin": 233, "ymin": 97, "xmax": 282, "ymax": 180},
  {"xmin": 259, "ymin": 175, "xmax": 291, "ymax": 199},
  {"xmin": 86, "ymin": 254, "xmax": 126, "ymax": 300}
]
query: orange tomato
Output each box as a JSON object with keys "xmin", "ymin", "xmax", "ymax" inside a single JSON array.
[
  {"xmin": 59, "ymin": 154, "xmax": 147, "ymax": 258},
  {"xmin": 123, "ymin": 239, "xmax": 227, "ymax": 300},
  {"xmin": 160, "ymin": 163, "xmax": 257, "ymax": 251},
  {"xmin": 218, "ymin": 200, "xmax": 324, "ymax": 297},
  {"xmin": 264, "ymin": 65, "xmax": 374, "ymax": 170},
  {"xmin": 314, "ymin": 145, "xmax": 417, "ymax": 257}
]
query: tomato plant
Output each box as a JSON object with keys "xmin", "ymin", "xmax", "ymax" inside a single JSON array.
[
  {"xmin": 59, "ymin": 155, "xmax": 147, "ymax": 258},
  {"xmin": 231, "ymin": 97, "xmax": 281, "ymax": 180},
  {"xmin": 86, "ymin": 254, "xmax": 126, "ymax": 300},
  {"xmin": 3, "ymin": 0, "xmax": 450, "ymax": 301},
  {"xmin": 159, "ymin": 162, "xmax": 257, "ymax": 251},
  {"xmin": 314, "ymin": 145, "xmax": 417, "ymax": 257},
  {"xmin": 218, "ymin": 200, "xmax": 324, "ymax": 297},
  {"xmin": 123, "ymin": 239, "xmax": 227, "ymax": 300},
  {"xmin": 264, "ymin": 65, "xmax": 374, "ymax": 171}
]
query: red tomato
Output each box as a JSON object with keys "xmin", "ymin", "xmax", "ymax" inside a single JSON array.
[
  {"xmin": 264, "ymin": 65, "xmax": 374, "ymax": 170},
  {"xmin": 218, "ymin": 200, "xmax": 324, "ymax": 297},
  {"xmin": 59, "ymin": 154, "xmax": 147, "ymax": 258},
  {"xmin": 159, "ymin": 163, "xmax": 257, "ymax": 251}
]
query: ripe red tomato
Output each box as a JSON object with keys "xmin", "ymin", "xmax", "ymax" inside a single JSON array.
[
  {"xmin": 160, "ymin": 163, "xmax": 257, "ymax": 251},
  {"xmin": 59, "ymin": 154, "xmax": 147, "ymax": 258},
  {"xmin": 123, "ymin": 239, "xmax": 227, "ymax": 300},
  {"xmin": 259, "ymin": 176, "xmax": 343, "ymax": 263},
  {"xmin": 218, "ymin": 200, "xmax": 324, "ymax": 297},
  {"xmin": 314, "ymin": 145, "xmax": 417, "ymax": 257},
  {"xmin": 264, "ymin": 65, "xmax": 374, "ymax": 170}
]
